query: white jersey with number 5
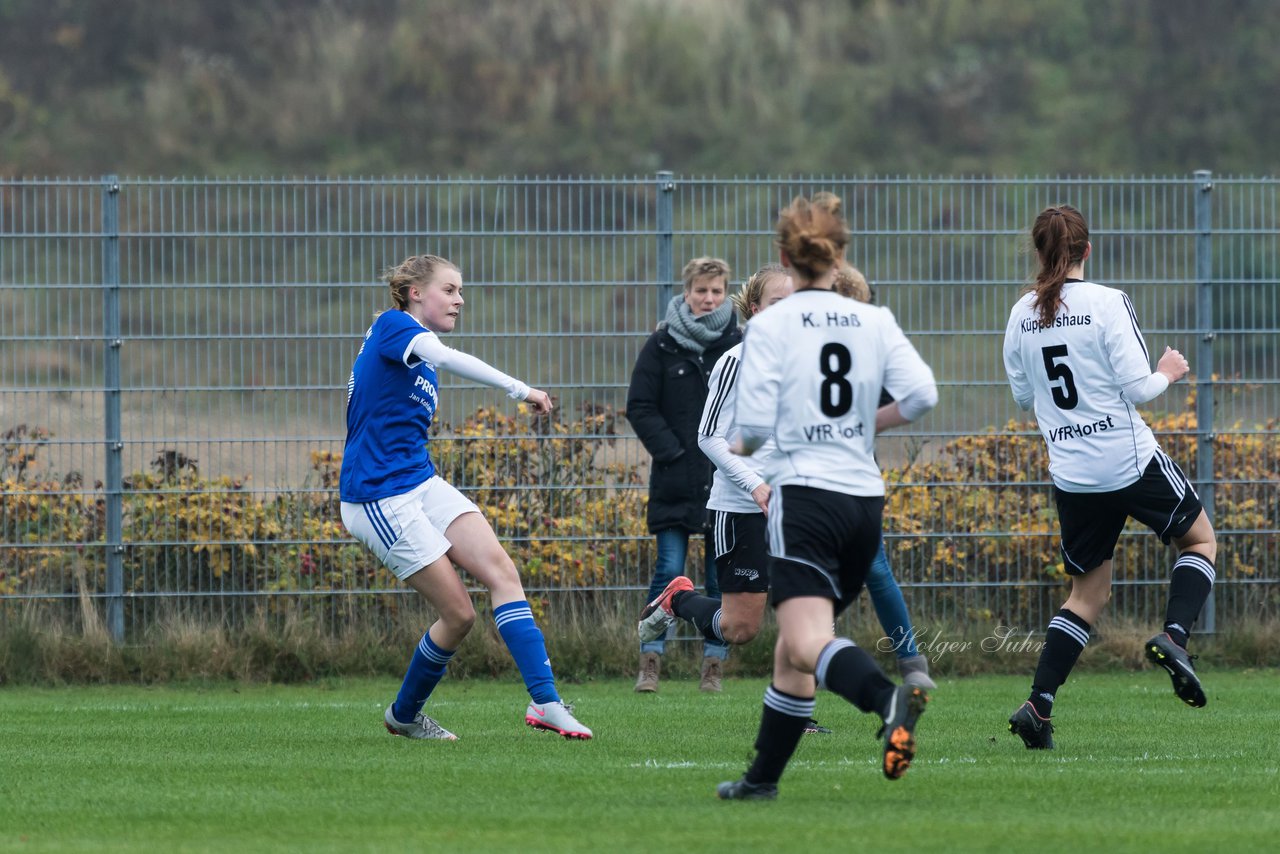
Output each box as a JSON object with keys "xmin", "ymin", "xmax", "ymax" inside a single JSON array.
[
  {"xmin": 732, "ymin": 290, "xmax": 936, "ymax": 497},
  {"xmin": 1003, "ymin": 279, "xmax": 1158, "ymax": 492}
]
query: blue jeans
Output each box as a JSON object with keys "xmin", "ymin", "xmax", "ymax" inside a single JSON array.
[
  {"xmin": 864, "ymin": 539, "xmax": 920, "ymax": 659},
  {"xmin": 641, "ymin": 527, "xmax": 728, "ymax": 659}
]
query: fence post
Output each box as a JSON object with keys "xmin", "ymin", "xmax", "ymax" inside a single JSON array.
[
  {"xmin": 655, "ymin": 170, "xmax": 675, "ymax": 316},
  {"xmin": 1193, "ymin": 169, "xmax": 1215, "ymax": 634},
  {"xmin": 102, "ymin": 176, "xmax": 124, "ymax": 642}
]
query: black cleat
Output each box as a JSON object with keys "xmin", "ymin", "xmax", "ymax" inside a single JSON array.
[
  {"xmin": 716, "ymin": 778, "xmax": 778, "ymax": 800},
  {"xmin": 1145, "ymin": 633, "xmax": 1207, "ymax": 708},
  {"xmin": 878, "ymin": 685, "xmax": 928, "ymax": 780},
  {"xmin": 803, "ymin": 718, "xmax": 833, "ymax": 734},
  {"xmin": 1008, "ymin": 701, "xmax": 1055, "ymax": 749}
]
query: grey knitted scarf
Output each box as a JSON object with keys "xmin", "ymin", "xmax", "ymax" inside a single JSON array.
[{"xmin": 662, "ymin": 295, "xmax": 734, "ymax": 354}]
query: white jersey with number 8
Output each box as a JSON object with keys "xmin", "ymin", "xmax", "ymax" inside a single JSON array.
[
  {"xmin": 1003, "ymin": 279, "xmax": 1159, "ymax": 492},
  {"xmin": 733, "ymin": 290, "xmax": 936, "ymax": 497}
]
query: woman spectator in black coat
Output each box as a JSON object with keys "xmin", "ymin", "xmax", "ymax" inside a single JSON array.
[{"xmin": 626, "ymin": 256, "xmax": 741, "ymax": 693}]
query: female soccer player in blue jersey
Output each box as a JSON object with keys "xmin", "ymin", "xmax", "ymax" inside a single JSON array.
[
  {"xmin": 717, "ymin": 193, "xmax": 938, "ymax": 800},
  {"xmin": 339, "ymin": 254, "xmax": 591, "ymax": 740},
  {"xmin": 1003, "ymin": 205, "xmax": 1216, "ymax": 749}
]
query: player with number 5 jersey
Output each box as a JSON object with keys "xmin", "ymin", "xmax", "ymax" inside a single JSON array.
[
  {"xmin": 1002, "ymin": 205, "xmax": 1217, "ymax": 751},
  {"xmin": 1004, "ymin": 260, "xmax": 1166, "ymax": 493}
]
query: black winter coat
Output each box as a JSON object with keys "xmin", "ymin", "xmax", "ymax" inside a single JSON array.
[{"xmin": 625, "ymin": 320, "xmax": 742, "ymax": 533}]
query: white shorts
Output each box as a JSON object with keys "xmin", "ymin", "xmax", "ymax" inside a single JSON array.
[{"xmin": 340, "ymin": 476, "xmax": 481, "ymax": 580}]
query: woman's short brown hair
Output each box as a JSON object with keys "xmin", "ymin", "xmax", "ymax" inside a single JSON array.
[{"xmin": 681, "ymin": 256, "xmax": 731, "ymax": 292}]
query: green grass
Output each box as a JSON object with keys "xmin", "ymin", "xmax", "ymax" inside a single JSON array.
[{"xmin": 2, "ymin": 671, "xmax": 1277, "ymax": 853}]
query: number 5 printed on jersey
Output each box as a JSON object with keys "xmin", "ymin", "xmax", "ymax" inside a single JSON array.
[{"xmin": 1041, "ymin": 344, "xmax": 1079, "ymax": 409}]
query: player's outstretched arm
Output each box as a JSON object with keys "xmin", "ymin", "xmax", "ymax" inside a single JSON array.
[{"xmin": 410, "ymin": 333, "xmax": 533, "ymax": 401}]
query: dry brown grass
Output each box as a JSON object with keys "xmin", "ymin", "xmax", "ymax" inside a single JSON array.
[{"xmin": 2, "ymin": 598, "xmax": 1274, "ymax": 686}]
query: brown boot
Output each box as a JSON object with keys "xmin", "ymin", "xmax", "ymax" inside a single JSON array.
[
  {"xmin": 635, "ymin": 651, "xmax": 661, "ymax": 692},
  {"xmin": 699, "ymin": 656, "xmax": 723, "ymax": 692}
]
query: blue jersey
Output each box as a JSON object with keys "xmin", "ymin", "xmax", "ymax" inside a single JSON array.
[{"xmin": 340, "ymin": 310, "xmax": 441, "ymax": 502}]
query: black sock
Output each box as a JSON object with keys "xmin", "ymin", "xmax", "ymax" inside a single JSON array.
[
  {"xmin": 1029, "ymin": 608, "xmax": 1091, "ymax": 718},
  {"xmin": 1164, "ymin": 552, "xmax": 1214, "ymax": 648},
  {"xmin": 671, "ymin": 590, "xmax": 724, "ymax": 644},
  {"xmin": 814, "ymin": 638, "xmax": 895, "ymax": 716},
  {"xmin": 743, "ymin": 685, "xmax": 814, "ymax": 785}
]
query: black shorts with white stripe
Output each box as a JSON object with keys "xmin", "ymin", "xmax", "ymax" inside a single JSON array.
[
  {"xmin": 765, "ymin": 485, "xmax": 884, "ymax": 612},
  {"xmin": 711, "ymin": 510, "xmax": 771, "ymax": 594},
  {"xmin": 1054, "ymin": 448, "xmax": 1205, "ymax": 574}
]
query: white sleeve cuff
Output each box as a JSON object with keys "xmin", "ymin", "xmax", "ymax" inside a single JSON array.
[
  {"xmin": 896, "ymin": 384, "xmax": 939, "ymax": 422},
  {"xmin": 1121, "ymin": 372, "xmax": 1170, "ymax": 404}
]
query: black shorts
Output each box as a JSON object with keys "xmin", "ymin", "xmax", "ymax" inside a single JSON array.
[
  {"xmin": 766, "ymin": 485, "xmax": 884, "ymax": 614},
  {"xmin": 1054, "ymin": 448, "xmax": 1204, "ymax": 574},
  {"xmin": 710, "ymin": 510, "xmax": 771, "ymax": 594}
]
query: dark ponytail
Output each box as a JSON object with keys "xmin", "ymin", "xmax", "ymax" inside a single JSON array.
[{"xmin": 1029, "ymin": 205, "xmax": 1089, "ymax": 328}]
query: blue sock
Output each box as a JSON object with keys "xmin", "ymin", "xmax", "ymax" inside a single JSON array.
[
  {"xmin": 392, "ymin": 631, "xmax": 454, "ymax": 723},
  {"xmin": 494, "ymin": 601, "xmax": 560, "ymax": 705}
]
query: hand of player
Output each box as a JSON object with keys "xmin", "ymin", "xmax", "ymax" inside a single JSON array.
[
  {"xmin": 525, "ymin": 388, "xmax": 554, "ymax": 413},
  {"xmin": 750, "ymin": 482, "xmax": 771, "ymax": 515},
  {"xmin": 1157, "ymin": 346, "xmax": 1189, "ymax": 384}
]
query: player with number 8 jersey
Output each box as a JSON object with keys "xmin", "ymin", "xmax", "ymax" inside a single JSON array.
[
  {"xmin": 716, "ymin": 193, "xmax": 938, "ymax": 802},
  {"xmin": 735, "ymin": 281, "xmax": 936, "ymax": 498}
]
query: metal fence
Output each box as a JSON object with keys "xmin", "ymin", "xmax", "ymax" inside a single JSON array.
[{"xmin": 2, "ymin": 173, "xmax": 1277, "ymax": 640}]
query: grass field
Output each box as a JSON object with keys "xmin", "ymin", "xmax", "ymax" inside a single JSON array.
[{"xmin": 2, "ymin": 670, "xmax": 1277, "ymax": 853}]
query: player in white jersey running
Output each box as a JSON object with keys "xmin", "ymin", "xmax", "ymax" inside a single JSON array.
[
  {"xmin": 1002, "ymin": 205, "xmax": 1216, "ymax": 750},
  {"xmin": 716, "ymin": 193, "xmax": 938, "ymax": 801},
  {"xmin": 640, "ymin": 263, "xmax": 935, "ymax": 706},
  {"xmin": 339, "ymin": 254, "xmax": 591, "ymax": 741},
  {"xmin": 638, "ymin": 263, "xmax": 824, "ymax": 733},
  {"xmin": 637, "ymin": 265, "xmax": 793, "ymax": 653}
]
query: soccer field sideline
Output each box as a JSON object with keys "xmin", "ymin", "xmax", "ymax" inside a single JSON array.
[{"xmin": 2, "ymin": 671, "xmax": 1277, "ymax": 853}]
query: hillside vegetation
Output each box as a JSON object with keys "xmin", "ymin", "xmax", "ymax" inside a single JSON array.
[{"xmin": 2, "ymin": 0, "xmax": 1278, "ymax": 177}]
